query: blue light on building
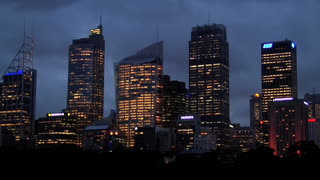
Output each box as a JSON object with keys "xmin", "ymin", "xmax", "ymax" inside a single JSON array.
[
  {"xmin": 291, "ymin": 42, "xmax": 296, "ymax": 48},
  {"xmin": 5, "ymin": 70, "xmax": 23, "ymax": 76},
  {"xmin": 263, "ymin": 43, "xmax": 273, "ymax": 49}
]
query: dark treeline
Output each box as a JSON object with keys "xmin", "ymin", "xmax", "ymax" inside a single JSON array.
[{"xmin": 1, "ymin": 141, "xmax": 319, "ymax": 176}]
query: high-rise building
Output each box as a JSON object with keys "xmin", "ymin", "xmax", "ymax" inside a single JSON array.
[
  {"xmin": 261, "ymin": 40, "xmax": 297, "ymax": 145},
  {"xmin": 269, "ymin": 98, "xmax": 308, "ymax": 157},
  {"xmin": 115, "ymin": 41, "xmax": 163, "ymax": 147},
  {"xmin": 162, "ymin": 75, "xmax": 188, "ymax": 128},
  {"xmin": 189, "ymin": 24, "xmax": 230, "ymax": 147},
  {"xmin": 35, "ymin": 112, "xmax": 77, "ymax": 148},
  {"xmin": 250, "ymin": 93, "xmax": 263, "ymax": 144},
  {"xmin": 0, "ymin": 34, "xmax": 37, "ymax": 143},
  {"xmin": 304, "ymin": 93, "xmax": 320, "ymax": 119},
  {"xmin": 67, "ymin": 22, "xmax": 105, "ymax": 146}
]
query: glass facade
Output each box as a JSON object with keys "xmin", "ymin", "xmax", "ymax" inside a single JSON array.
[
  {"xmin": 115, "ymin": 41, "xmax": 163, "ymax": 147},
  {"xmin": 0, "ymin": 70, "xmax": 37, "ymax": 142},
  {"xmin": 67, "ymin": 24, "xmax": 105, "ymax": 146},
  {"xmin": 189, "ymin": 24, "xmax": 230, "ymax": 147},
  {"xmin": 261, "ymin": 40, "xmax": 297, "ymax": 145}
]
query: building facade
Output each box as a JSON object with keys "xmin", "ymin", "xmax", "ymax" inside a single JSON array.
[
  {"xmin": 308, "ymin": 118, "xmax": 320, "ymax": 148},
  {"xmin": 189, "ymin": 24, "xmax": 230, "ymax": 148},
  {"xmin": 304, "ymin": 93, "xmax": 320, "ymax": 119},
  {"xmin": 115, "ymin": 41, "xmax": 163, "ymax": 147},
  {"xmin": 231, "ymin": 124, "xmax": 256, "ymax": 152},
  {"xmin": 35, "ymin": 112, "xmax": 77, "ymax": 148},
  {"xmin": 67, "ymin": 23, "xmax": 105, "ymax": 146},
  {"xmin": 250, "ymin": 93, "xmax": 263, "ymax": 144},
  {"xmin": 269, "ymin": 98, "xmax": 308, "ymax": 157},
  {"xmin": 0, "ymin": 35, "xmax": 37, "ymax": 143},
  {"xmin": 261, "ymin": 40, "xmax": 298, "ymax": 145},
  {"xmin": 176, "ymin": 115, "xmax": 200, "ymax": 152},
  {"xmin": 162, "ymin": 75, "xmax": 188, "ymax": 128}
]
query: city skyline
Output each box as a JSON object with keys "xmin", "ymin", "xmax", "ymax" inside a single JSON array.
[{"xmin": 1, "ymin": 0, "xmax": 320, "ymax": 126}]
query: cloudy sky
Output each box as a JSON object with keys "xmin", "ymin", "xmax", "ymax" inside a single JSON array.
[{"xmin": 0, "ymin": 0, "xmax": 319, "ymax": 126}]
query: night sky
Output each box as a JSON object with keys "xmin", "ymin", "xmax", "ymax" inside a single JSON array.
[{"xmin": 0, "ymin": 0, "xmax": 319, "ymax": 126}]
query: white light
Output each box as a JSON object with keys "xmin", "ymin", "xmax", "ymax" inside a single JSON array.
[
  {"xmin": 304, "ymin": 101, "xmax": 309, "ymax": 106},
  {"xmin": 181, "ymin": 116, "xmax": 194, "ymax": 120},
  {"xmin": 229, "ymin": 125, "xmax": 234, "ymax": 128},
  {"xmin": 273, "ymin": 97, "xmax": 293, "ymax": 102},
  {"xmin": 48, "ymin": 113, "xmax": 64, "ymax": 117}
]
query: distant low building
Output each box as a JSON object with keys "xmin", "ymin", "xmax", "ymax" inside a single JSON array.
[
  {"xmin": 134, "ymin": 127, "xmax": 174, "ymax": 153},
  {"xmin": 83, "ymin": 111, "xmax": 124, "ymax": 152},
  {"xmin": 230, "ymin": 124, "xmax": 256, "ymax": 152},
  {"xmin": 35, "ymin": 112, "xmax": 77, "ymax": 149},
  {"xmin": 176, "ymin": 115, "xmax": 200, "ymax": 152},
  {"xmin": 308, "ymin": 118, "xmax": 320, "ymax": 148},
  {"xmin": 194, "ymin": 128, "xmax": 216, "ymax": 152}
]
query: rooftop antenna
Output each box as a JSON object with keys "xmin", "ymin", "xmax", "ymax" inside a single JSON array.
[
  {"xmin": 100, "ymin": 15, "xmax": 102, "ymax": 25},
  {"xmin": 208, "ymin": 11, "xmax": 211, "ymax": 25}
]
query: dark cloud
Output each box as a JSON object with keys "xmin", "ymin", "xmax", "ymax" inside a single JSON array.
[
  {"xmin": 0, "ymin": 0, "xmax": 80, "ymax": 11},
  {"xmin": 0, "ymin": 0, "xmax": 319, "ymax": 125}
]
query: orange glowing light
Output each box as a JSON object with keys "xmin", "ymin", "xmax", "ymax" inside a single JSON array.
[{"xmin": 255, "ymin": 93, "xmax": 260, "ymax": 98}]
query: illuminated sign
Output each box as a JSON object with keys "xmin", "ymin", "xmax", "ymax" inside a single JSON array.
[
  {"xmin": 304, "ymin": 101, "xmax": 309, "ymax": 106},
  {"xmin": 291, "ymin": 42, "xmax": 296, "ymax": 48},
  {"xmin": 263, "ymin": 43, "xmax": 273, "ymax": 48},
  {"xmin": 273, "ymin": 97, "xmax": 293, "ymax": 102},
  {"xmin": 181, "ymin": 116, "xmax": 194, "ymax": 120},
  {"xmin": 48, "ymin": 113, "xmax": 65, "ymax": 117},
  {"xmin": 308, "ymin": 119, "xmax": 316, "ymax": 123},
  {"xmin": 5, "ymin": 70, "xmax": 23, "ymax": 76}
]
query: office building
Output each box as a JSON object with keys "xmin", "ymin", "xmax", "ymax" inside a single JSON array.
[
  {"xmin": 134, "ymin": 126, "xmax": 174, "ymax": 153},
  {"xmin": 115, "ymin": 41, "xmax": 163, "ymax": 147},
  {"xmin": 0, "ymin": 34, "xmax": 37, "ymax": 143},
  {"xmin": 194, "ymin": 128, "xmax": 216, "ymax": 152},
  {"xmin": 308, "ymin": 118, "xmax": 320, "ymax": 148},
  {"xmin": 67, "ymin": 22, "xmax": 105, "ymax": 146},
  {"xmin": 162, "ymin": 75, "xmax": 188, "ymax": 128},
  {"xmin": 231, "ymin": 124, "xmax": 256, "ymax": 152},
  {"xmin": 250, "ymin": 93, "xmax": 263, "ymax": 144},
  {"xmin": 176, "ymin": 115, "xmax": 200, "ymax": 151},
  {"xmin": 189, "ymin": 24, "xmax": 230, "ymax": 147},
  {"xmin": 269, "ymin": 98, "xmax": 308, "ymax": 157},
  {"xmin": 261, "ymin": 40, "xmax": 298, "ymax": 145},
  {"xmin": 35, "ymin": 112, "xmax": 77, "ymax": 148},
  {"xmin": 304, "ymin": 93, "xmax": 320, "ymax": 119}
]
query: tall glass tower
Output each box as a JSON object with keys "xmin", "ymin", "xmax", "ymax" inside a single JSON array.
[
  {"xmin": 189, "ymin": 24, "xmax": 230, "ymax": 147},
  {"xmin": 115, "ymin": 41, "xmax": 163, "ymax": 147},
  {"xmin": 261, "ymin": 40, "xmax": 297, "ymax": 145},
  {"xmin": 67, "ymin": 22, "xmax": 105, "ymax": 146},
  {"xmin": 0, "ymin": 34, "xmax": 37, "ymax": 143}
]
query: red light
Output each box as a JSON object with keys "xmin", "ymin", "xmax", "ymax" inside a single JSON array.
[
  {"xmin": 297, "ymin": 150, "xmax": 301, "ymax": 156},
  {"xmin": 308, "ymin": 119, "xmax": 317, "ymax": 123},
  {"xmin": 260, "ymin": 121, "xmax": 264, "ymax": 125}
]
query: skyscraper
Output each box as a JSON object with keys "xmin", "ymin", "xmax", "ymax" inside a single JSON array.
[
  {"xmin": 162, "ymin": 75, "xmax": 188, "ymax": 128},
  {"xmin": 67, "ymin": 22, "xmax": 105, "ymax": 146},
  {"xmin": 250, "ymin": 93, "xmax": 263, "ymax": 144},
  {"xmin": 189, "ymin": 24, "xmax": 230, "ymax": 147},
  {"xmin": 0, "ymin": 34, "xmax": 37, "ymax": 143},
  {"xmin": 261, "ymin": 40, "xmax": 297, "ymax": 145},
  {"xmin": 115, "ymin": 41, "xmax": 163, "ymax": 147},
  {"xmin": 269, "ymin": 98, "xmax": 308, "ymax": 157}
]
